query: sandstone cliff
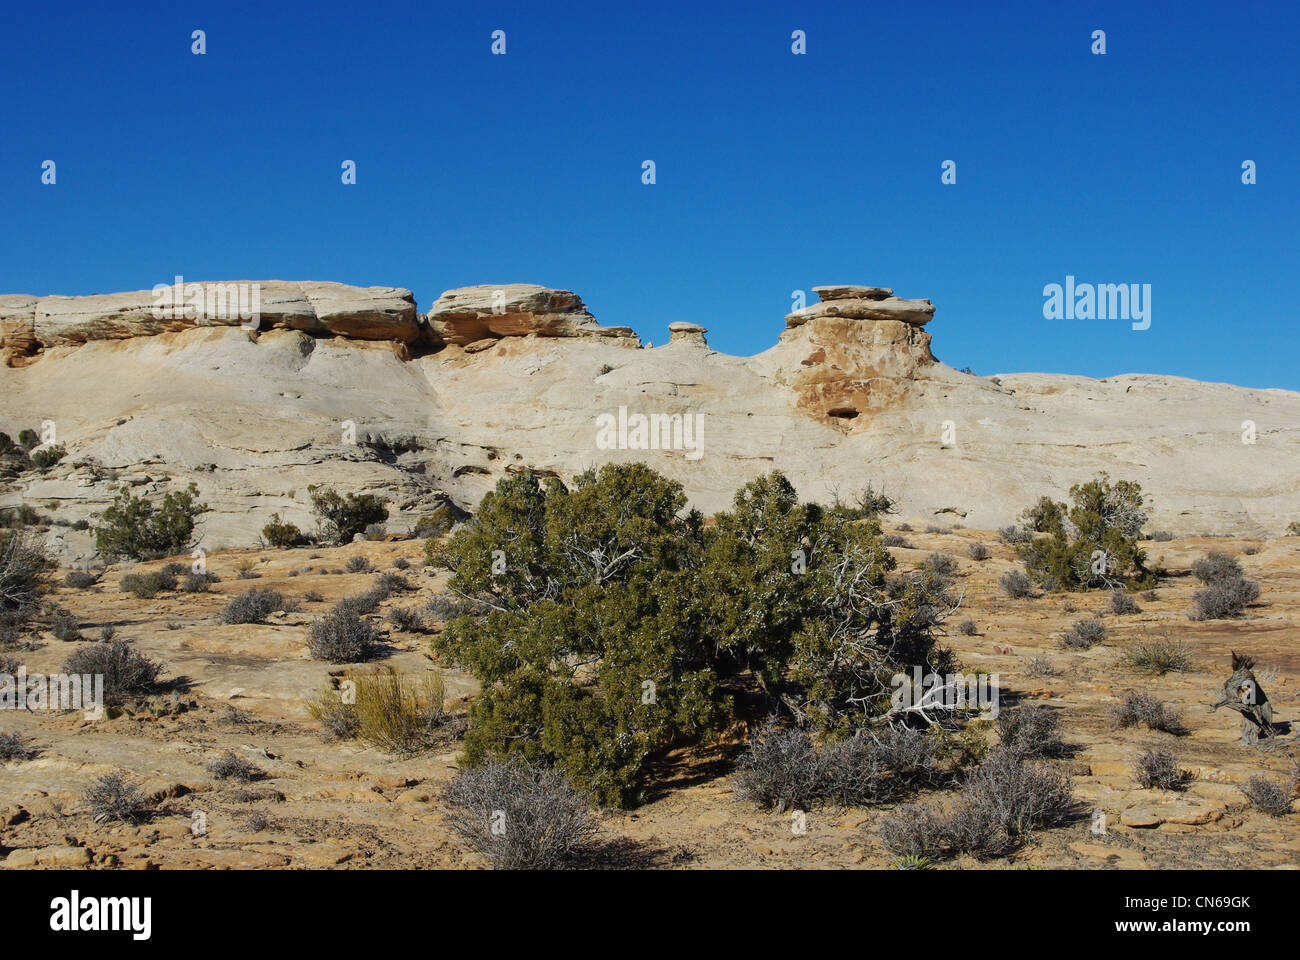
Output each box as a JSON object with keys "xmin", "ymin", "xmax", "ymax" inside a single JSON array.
[{"xmin": 2, "ymin": 279, "xmax": 1296, "ymax": 559}]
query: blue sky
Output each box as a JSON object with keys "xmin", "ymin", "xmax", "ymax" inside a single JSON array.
[{"xmin": 3, "ymin": 0, "xmax": 1296, "ymax": 388}]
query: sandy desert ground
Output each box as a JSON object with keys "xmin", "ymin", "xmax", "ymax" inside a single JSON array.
[{"xmin": 2, "ymin": 524, "xmax": 1295, "ymax": 870}]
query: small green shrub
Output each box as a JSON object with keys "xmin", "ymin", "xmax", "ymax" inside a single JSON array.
[
  {"xmin": 30, "ymin": 444, "xmax": 67, "ymax": 470},
  {"xmin": 119, "ymin": 569, "xmax": 178, "ymax": 599},
  {"xmin": 1123, "ymin": 635, "xmax": 1193, "ymax": 674},
  {"xmin": 414, "ymin": 505, "xmax": 454, "ymax": 539},
  {"xmin": 95, "ymin": 483, "xmax": 207, "ymax": 562},
  {"xmin": 261, "ymin": 513, "xmax": 303, "ymax": 548},
  {"xmin": 309, "ymin": 486, "xmax": 388, "ymax": 545}
]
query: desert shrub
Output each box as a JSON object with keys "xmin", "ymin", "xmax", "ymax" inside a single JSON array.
[
  {"xmin": 1190, "ymin": 576, "xmax": 1259, "ymax": 620},
  {"xmin": 922, "ymin": 552, "xmax": 958, "ymax": 583},
  {"xmin": 309, "ymin": 486, "xmax": 388, "ymax": 545},
  {"xmin": 1059, "ymin": 618, "xmax": 1106, "ymax": 650},
  {"xmin": 206, "ymin": 751, "xmax": 264, "ymax": 782},
  {"xmin": 1287, "ymin": 521, "xmax": 1300, "ymax": 537},
  {"xmin": 335, "ymin": 584, "xmax": 390, "ymax": 618},
  {"xmin": 733, "ymin": 722, "xmax": 951, "ymax": 812},
  {"xmin": 219, "ymin": 587, "xmax": 289, "ymax": 625},
  {"xmin": 1108, "ymin": 590, "xmax": 1140, "ymax": 614},
  {"xmin": 999, "ymin": 569, "xmax": 1034, "ymax": 598},
  {"xmin": 997, "ymin": 706, "xmax": 1065, "ymax": 759},
  {"xmin": 924, "ymin": 525, "xmax": 948, "ymax": 535},
  {"xmin": 83, "ymin": 772, "xmax": 151, "ymax": 823},
  {"xmin": 895, "ymin": 523, "xmax": 913, "ymax": 532},
  {"xmin": 0, "ymin": 528, "xmax": 53, "ymax": 623},
  {"xmin": 443, "ymin": 758, "xmax": 601, "ymax": 869},
  {"xmin": 181, "ymin": 569, "xmax": 218, "ymax": 592},
  {"xmin": 261, "ymin": 513, "xmax": 303, "ymax": 548},
  {"xmin": 1015, "ymin": 475, "xmax": 1154, "ymax": 591},
  {"xmin": 882, "ymin": 534, "xmax": 912, "ymax": 548},
  {"xmin": 1021, "ymin": 496, "xmax": 1066, "ymax": 535},
  {"xmin": 956, "ymin": 619, "xmax": 978, "ymax": 636},
  {"xmin": 731, "ymin": 723, "xmax": 824, "ymax": 812},
  {"xmin": 425, "ymin": 593, "xmax": 491, "ymax": 621},
  {"xmin": 388, "ymin": 606, "xmax": 426, "ymax": 633},
  {"xmin": 0, "ymin": 505, "xmax": 42, "ymax": 528},
  {"xmin": 50, "ymin": 612, "xmax": 82, "ymax": 641},
  {"xmin": 30, "ymin": 444, "xmax": 66, "ymax": 470},
  {"xmin": 64, "ymin": 570, "xmax": 98, "ymax": 589},
  {"xmin": 0, "ymin": 732, "xmax": 38, "ymax": 762},
  {"xmin": 948, "ymin": 751, "xmax": 1076, "ymax": 858},
  {"xmin": 879, "ymin": 749, "xmax": 1076, "ymax": 860},
  {"xmin": 306, "ymin": 686, "xmax": 361, "ymax": 740},
  {"xmin": 62, "ymin": 640, "xmax": 164, "ymax": 704},
  {"xmin": 94, "ymin": 483, "xmax": 206, "ymax": 562},
  {"xmin": 303, "ymin": 590, "xmax": 325, "ymax": 603},
  {"xmin": 436, "ymin": 467, "xmax": 957, "ymax": 806},
  {"xmin": 1112, "ymin": 691, "xmax": 1186, "ymax": 735},
  {"xmin": 307, "ymin": 606, "xmax": 380, "ymax": 662},
  {"xmin": 119, "ymin": 569, "xmax": 177, "ymax": 599},
  {"xmin": 1123, "ymin": 636, "xmax": 1193, "ymax": 674},
  {"xmin": 414, "ymin": 505, "xmax": 454, "ymax": 539},
  {"xmin": 1133, "ymin": 749, "xmax": 1189, "ymax": 790},
  {"xmin": 374, "ymin": 571, "xmax": 414, "ymax": 594},
  {"xmin": 15, "ymin": 429, "xmax": 39, "ymax": 451},
  {"xmin": 998, "ymin": 525, "xmax": 1031, "ymax": 545},
  {"xmin": 1192, "ymin": 552, "xmax": 1241, "ymax": 585},
  {"xmin": 363, "ymin": 522, "xmax": 386, "ymax": 540},
  {"xmin": 1147, "ymin": 530, "xmax": 1175, "ymax": 541},
  {"xmin": 878, "ymin": 803, "xmax": 952, "ymax": 860},
  {"xmin": 352, "ymin": 666, "xmax": 456, "ymax": 754},
  {"xmin": 392, "ymin": 556, "xmax": 410, "ymax": 570},
  {"xmin": 344, "ymin": 555, "xmax": 373, "ymax": 574},
  {"xmin": 1025, "ymin": 656, "xmax": 1058, "ymax": 678},
  {"xmin": 854, "ymin": 483, "xmax": 897, "ymax": 518},
  {"xmin": 1241, "ymin": 775, "xmax": 1294, "ymax": 816},
  {"xmin": 968, "ymin": 542, "xmax": 989, "ymax": 561}
]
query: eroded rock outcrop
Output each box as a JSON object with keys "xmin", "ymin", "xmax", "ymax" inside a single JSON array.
[
  {"xmin": 425, "ymin": 284, "xmax": 638, "ymax": 346},
  {"xmin": 786, "ymin": 284, "xmax": 935, "ymax": 327},
  {"xmin": 0, "ymin": 281, "xmax": 419, "ymax": 361},
  {"xmin": 765, "ymin": 284, "xmax": 940, "ymax": 427}
]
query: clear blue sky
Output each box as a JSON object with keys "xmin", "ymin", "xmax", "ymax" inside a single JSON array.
[{"xmin": 3, "ymin": 0, "xmax": 1295, "ymax": 388}]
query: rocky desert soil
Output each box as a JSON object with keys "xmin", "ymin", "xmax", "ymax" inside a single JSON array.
[{"xmin": 2, "ymin": 525, "xmax": 1296, "ymax": 870}]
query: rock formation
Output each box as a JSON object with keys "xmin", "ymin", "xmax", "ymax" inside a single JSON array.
[
  {"xmin": 424, "ymin": 284, "xmax": 637, "ymax": 347},
  {"xmin": 2, "ymin": 277, "xmax": 1298, "ymax": 559},
  {"xmin": 0, "ymin": 281, "xmax": 419, "ymax": 365}
]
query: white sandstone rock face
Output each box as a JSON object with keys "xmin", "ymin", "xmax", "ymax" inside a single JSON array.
[
  {"xmin": 0, "ymin": 281, "xmax": 419, "ymax": 352},
  {"xmin": 425, "ymin": 283, "xmax": 638, "ymax": 345},
  {"xmin": 2, "ymin": 280, "xmax": 1297, "ymax": 560}
]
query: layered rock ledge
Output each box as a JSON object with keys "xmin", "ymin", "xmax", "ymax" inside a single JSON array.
[
  {"xmin": 786, "ymin": 284, "xmax": 935, "ymax": 327},
  {"xmin": 0, "ymin": 281, "xmax": 419, "ymax": 361},
  {"xmin": 425, "ymin": 284, "xmax": 638, "ymax": 347}
]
